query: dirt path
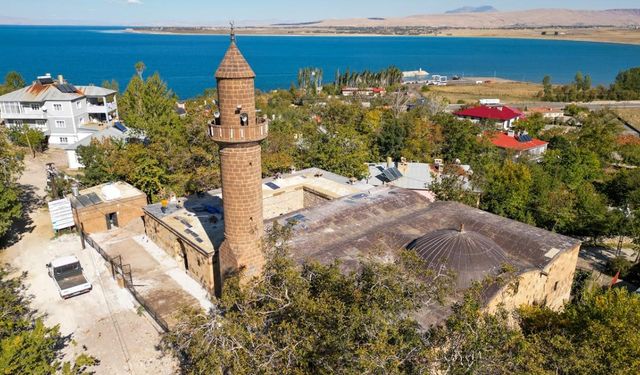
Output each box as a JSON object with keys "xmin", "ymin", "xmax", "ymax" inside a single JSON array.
[{"xmin": 1, "ymin": 149, "xmax": 177, "ymax": 374}]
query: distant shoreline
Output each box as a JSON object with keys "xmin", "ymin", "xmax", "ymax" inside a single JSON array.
[{"xmin": 124, "ymin": 27, "xmax": 640, "ymax": 46}]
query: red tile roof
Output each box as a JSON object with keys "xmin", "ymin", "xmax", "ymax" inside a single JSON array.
[
  {"xmin": 489, "ymin": 132, "xmax": 548, "ymax": 151},
  {"xmin": 455, "ymin": 105, "xmax": 524, "ymax": 121}
]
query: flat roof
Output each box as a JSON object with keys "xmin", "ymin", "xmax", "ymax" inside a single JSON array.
[
  {"xmin": 143, "ymin": 168, "xmax": 372, "ymax": 255},
  {"xmin": 70, "ymin": 181, "xmax": 146, "ymax": 209}
]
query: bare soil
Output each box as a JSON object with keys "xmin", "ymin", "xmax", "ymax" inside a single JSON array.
[
  {"xmin": 0, "ymin": 149, "xmax": 177, "ymax": 375},
  {"xmin": 428, "ymin": 82, "xmax": 543, "ymax": 104}
]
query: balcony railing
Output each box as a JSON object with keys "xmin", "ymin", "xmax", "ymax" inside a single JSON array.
[
  {"xmin": 210, "ymin": 122, "xmax": 269, "ymax": 143},
  {"xmin": 87, "ymin": 103, "xmax": 117, "ymax": 113},
  {"xmin": 1, "ymin": 111, "xmax": 46, "ymax": 120}
]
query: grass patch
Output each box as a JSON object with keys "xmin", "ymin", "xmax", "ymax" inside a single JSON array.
[{"xmin": 429, "ymin": 82, "xmax": 542, "ymax": 103}]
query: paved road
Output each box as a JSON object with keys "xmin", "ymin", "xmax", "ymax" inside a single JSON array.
[{"xmin": 447, "ymin": 100, "xmax": 640, "ymax": 112}]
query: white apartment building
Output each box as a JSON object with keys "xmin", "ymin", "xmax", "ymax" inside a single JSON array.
[{"xmin": 0, "ymin": 74, "xmax": 118, "ymax": 145}]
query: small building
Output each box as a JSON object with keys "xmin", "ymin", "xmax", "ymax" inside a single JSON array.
[
  {"xmin": 142, "ymin": 168, "xmax": 372, "ymax": 293},
  {"xmin": 527, "ymin": 106, "xmax": 564, "ymax": 120},
  {"xmin": 365, "ymin": 158, "xmax": 473, "ymax": 196},
  {"xmin": 402, "ymin": 69, "xmax": 429, "ymax": 84},
  {"xmin": 63, "ymin": 122, "xmax": 129, "ymax": 169},
  {"xmin": 341, "ymin": 87, "xmax": 386, "ymax": 97},
  {"xmin": 455, "ymin": 104, "xmax": 525, "ymax": 130},
  {"xmin": 489, "ymin": 131, "xmax": 548, "ymax": 159},
  {"xmin": 70, "ymin": 181, "xmax": 147, "ymax": 234}
]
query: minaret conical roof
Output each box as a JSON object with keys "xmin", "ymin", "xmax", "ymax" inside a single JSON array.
[{"xmin": 215, "ymin": 42, "xmax": 255, "ymax": 79}]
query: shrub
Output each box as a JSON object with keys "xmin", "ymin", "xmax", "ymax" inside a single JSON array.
[{"xmin": 605, "ymin": 256, "xmax": 633, "ymax": 278}]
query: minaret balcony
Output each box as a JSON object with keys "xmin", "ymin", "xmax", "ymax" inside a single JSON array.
[{"xmin": 209, "ymin": 121, "xmax": 269, "ymax": 144}]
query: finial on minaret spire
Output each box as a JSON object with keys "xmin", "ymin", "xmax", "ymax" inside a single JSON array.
[{"xmin": 230, "ymin": 21, "xmax": 235, "ymax": 42}]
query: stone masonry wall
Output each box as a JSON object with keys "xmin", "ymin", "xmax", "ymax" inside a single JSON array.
[
  {"xmin": 75, "ymin": 195, "xmax": 147, "ymax": 234},
  {"xmin": 486, "ymin": 244, "xmax": 580, "ymax": 313},
  {"xmin": 303, "ymin": 189, "xmax": 331, "ymax": 210},
  {"xmin": 217, "ymin": 78, "xmax": 256, "ymax": 131},
  {"xmin": 218, "ymin": 143, "xmax": 265, "ymax": 280},
  {"xmin": 143, "ymin": 212, "xmax": 216, "ymax": 293}
]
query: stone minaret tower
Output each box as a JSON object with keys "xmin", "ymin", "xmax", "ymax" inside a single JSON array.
[{"xmin": 210, "ymin": 30, "xmax": 268, "ymax": 286}]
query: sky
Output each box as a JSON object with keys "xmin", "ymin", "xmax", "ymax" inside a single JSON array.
[{"xmin": 2, "ymin": 0, "xmax": 639, "ymax": 26}]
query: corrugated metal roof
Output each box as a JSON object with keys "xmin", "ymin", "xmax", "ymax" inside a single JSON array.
[
  {"xmin": 77, "ymin": 85, "xmax": 117, "ymax": 97},
  {"xmin": 0, "ymin": 83, "xmax": 83, "ymax": 102}
]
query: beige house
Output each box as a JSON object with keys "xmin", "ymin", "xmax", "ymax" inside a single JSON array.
[{"xmin": 70, "ymin": 181, "xmax": 147, "ymax": 234}]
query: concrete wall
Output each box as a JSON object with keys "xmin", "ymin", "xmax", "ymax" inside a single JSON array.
[
  {"xmin": 143, "ymin": 212, "xmax": 216, "ymax": 293},
  {"xmin": 487, "ymin": 244, "xmax": 580, "ymax": 313},
  {"xmin": 74, "ymin": 195, "xmax": 147, "ymax": 234}
]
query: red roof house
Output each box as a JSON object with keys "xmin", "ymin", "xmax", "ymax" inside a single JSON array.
[
  {"xmin": 488, "ymin": 132, "xmax": 548, "ymax": 158},
  {"xmin": 455, "ymin": 105, "xmax": 525, "ymax": 130}
]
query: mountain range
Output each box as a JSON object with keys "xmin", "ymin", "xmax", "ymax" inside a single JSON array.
[
  {"xmin": 312, "ymin": 8, "xmax": 640, "ymax": 28},
  {"xmin": 445, "ymin": 6, "xmax": 498, "ymax": 14}
]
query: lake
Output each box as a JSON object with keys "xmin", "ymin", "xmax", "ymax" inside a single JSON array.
[{"xmin": 1, "ymin": 25, "xmax": 640, "ymax": 99}]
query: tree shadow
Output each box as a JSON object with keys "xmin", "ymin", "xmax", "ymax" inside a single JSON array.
[
  {"xmin": 0, "ymin": 184, "xmax": 44, "ymax": 249},
  {"xmin": 579, "ymin": 245, "xmax": 619, "ymax": 273}
]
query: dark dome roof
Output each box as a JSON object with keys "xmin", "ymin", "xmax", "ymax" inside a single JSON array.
[{"xmin": 407, "ymin": 227, "xmax": 511, "ymax": 289}]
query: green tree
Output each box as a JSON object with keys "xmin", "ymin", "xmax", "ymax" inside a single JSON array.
[
  {"xmin": 437, "ymin": 114, "xmax": 483, "ymax": 162},
  {"xmin": 0, "ymin": 128, "xmax": 24, "ymax": 239},
  {"xmin": 0, "ymin": 71, "xmax": 25, "ymax": 95},
  {"xmin": 8, "ymin": 125, "xmax": 47, "ymax": 157},
  {"xmin": 542, "ymin": 75, "xmax": 553, "ymax": 100},
  {"xmin": 577, "ymin": 110, "xmax": 622, "ymax": 162},
  {"xmin": 478, "ymin": 159, "xmax": 534, "ymax": 224},
  {"xmin": 164, "ymin": 223, "xmax": 452, "ymax": 374},
  {"xmin": 519, "ymin": 287, "xmax": 640, "ymax": 375},
  {"xmin": 135, "ymin": 61, "xmax": 146, "ymax": 79},
  {"xmin": 610, "ymin": 67, "xmax": 640, "ymax": 100},
  {"xmin": 377, "ymin": 116, "xmax": 408, "ymax": 160},
  {"xmin": 513, "ymin": 112, "xmax": 545, "ymax": 138},
  {"xmin": 101, "ymin": 79, "xmax": 120, "ymax": 93},
  {"xmin": 0, "ymin": 267, "xmax": 97, "ymax": 374}
]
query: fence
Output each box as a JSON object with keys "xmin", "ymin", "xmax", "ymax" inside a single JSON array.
[{"xmin": 82, "ymin": 231, "xmax": 170, "ymax": 332}]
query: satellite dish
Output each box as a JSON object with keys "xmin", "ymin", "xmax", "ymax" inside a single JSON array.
[
  {"xmin": 214, "ymin": 111, "xmax": 220, "ymax": 118},
  {"xmin": 240, "ymin": 113, "xmax": 249, "ymax": 126}
]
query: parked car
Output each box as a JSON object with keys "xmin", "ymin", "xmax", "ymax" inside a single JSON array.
[{"xmin": 46, "ymin": 255, "xmax": 92, "ymax": 299}]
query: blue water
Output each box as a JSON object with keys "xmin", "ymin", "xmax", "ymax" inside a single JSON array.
[{"xmin": 1, "ymin": 25, "xmax": 640, "ymax": 99}]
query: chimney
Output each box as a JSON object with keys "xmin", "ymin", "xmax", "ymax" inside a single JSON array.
[
  {"xmin": 58, "ymin": 75, "xmax": 64, "ymax": 84},
  {"xmin": 387, "ymin": 156, "xmax": 393, "ymax": 168},
  {"xmin": 71, "ymin": 183, "xmax": 79, "ymax": 197}
]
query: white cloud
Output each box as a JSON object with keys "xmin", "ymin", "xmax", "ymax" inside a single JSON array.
[{"xmin": 126, "ymin": 0, "xmax": 142, "ymax": 4}]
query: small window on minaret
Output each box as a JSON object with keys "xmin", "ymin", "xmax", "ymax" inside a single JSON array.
[{"xmin": 240, "ymin": 113, "xmax": 249, "ymax": 126}]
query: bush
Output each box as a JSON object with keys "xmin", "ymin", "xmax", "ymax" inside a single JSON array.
[
  {"xmin": 605, "ymin": 256, "xmax": 633, "ymax": 278},
  {"xmin": 625, "ymin": 262, "xmax": 640, "ymax": 286}
]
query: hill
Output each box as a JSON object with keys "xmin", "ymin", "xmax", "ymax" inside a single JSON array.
[
  {"xmin": 445, "ymin": 6, "xmax": 498, "ymax": 14},
  {"xmin": 314, "ymin": 8, "xmax": 640, "ymax": 28}
]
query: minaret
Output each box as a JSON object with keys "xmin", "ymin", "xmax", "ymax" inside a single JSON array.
[{"xmin": 210, "ymin": 28, "xmax": 268, "ymax": 285}]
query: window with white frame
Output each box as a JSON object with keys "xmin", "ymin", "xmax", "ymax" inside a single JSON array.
[
  {"xmin": 31, "ymin": 104, "xmax": 41, "ymax": 111},
  {"xmin": 55, "ymin": 120, "xmax": 65, "ymax": 128},
  {"xmin": 59, "ymin": 137, "xmax": 68, "ymax": 144},
  {"xmin": 53, "ymin": 104, "xmax": 62, "ymax": 111},
  {"xmin": 35, "ymin": 120, "xmax": 46, "ymax": 128}
]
